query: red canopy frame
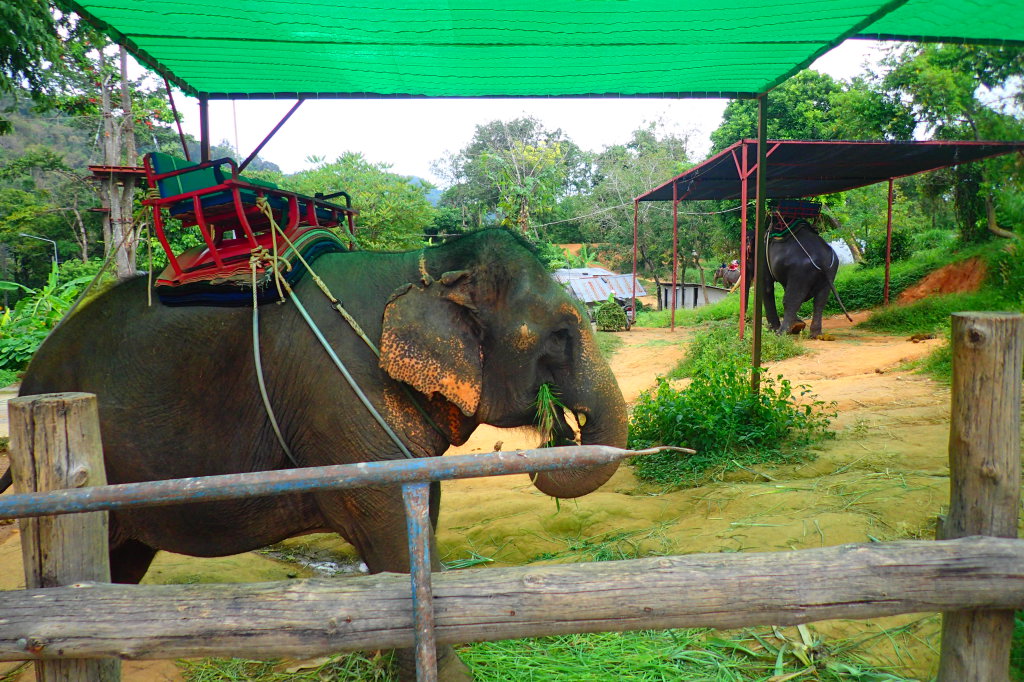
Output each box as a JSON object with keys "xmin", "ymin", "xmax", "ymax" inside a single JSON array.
[{"xmin": 632, "ymin": 138, "xmax": 1024, "ymax": 341}]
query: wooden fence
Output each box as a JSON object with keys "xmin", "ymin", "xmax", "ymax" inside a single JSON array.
[{"xmin": 0, "ymin": 312, "xmax": 1021, "ymax": 681}]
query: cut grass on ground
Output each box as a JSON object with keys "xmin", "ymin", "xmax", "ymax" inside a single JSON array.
[{"xmin": 178, "ymin": 623, "xmax": 927, "ymax": 681}]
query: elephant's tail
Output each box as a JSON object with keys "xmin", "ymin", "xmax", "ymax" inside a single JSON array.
[
  {"xmin": 829, "ymin": 280, "xmax": 854, "ymax": 322},
  {"xmin": 0, "ymin": 466, "xmax": 11, "ymax": 494}
]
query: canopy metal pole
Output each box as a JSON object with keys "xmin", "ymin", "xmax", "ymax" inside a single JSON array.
[
  {"xmin": 884, "ymin": 178, "xmax": 894, "ymax": 304},
  {"xmin": 632, "ymin": 200, "xmax": 639, "ymax": 329},
  {"xmin": 739, "ymin": 142, "xmax": 749, "ymax": 339},
  {"xmin": 751, "ymin": 95, "xmax": 768, "ymax": 394},
  {"xmin": 164, "ymin": 79, "xmax": 190, "ymax": 162},
  {"xmin": 671, "ymin": 183, "xmax": 678, "ymax": 331},
  {"xmin": 239, "ymin": 99, "xmax": 305, "ymax": 173},
  {"xmin": 199, "ymin": 94, "xmax": 210, "ymax": 162}
]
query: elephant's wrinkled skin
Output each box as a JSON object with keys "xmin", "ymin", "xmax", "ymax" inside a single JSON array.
[
  {"xmin": 745, "ymin": 219, "xmax": 840, "ymax": 337},
  {"xmin": 19, "ymin": 229, "xmax": 628, "ymax": 680}
]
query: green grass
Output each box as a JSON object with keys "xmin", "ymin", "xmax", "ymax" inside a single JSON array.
[
  {"xmin": 178, "ymin": 623, "xmax": 922, "ymax": 681},
  {"xmin": 592, "ymin": 330, "xmax": 625, "ymax": 359},
  {"xmin": 1012, "ymin": 611, "xmax": 1024, "ymax": 681},
  {"xmin": 669, "ymin": 320, "xmax": 805, "ymax": 380},
  {"xmin": 460, "ymin": 627, "xmax": 915, "ymax": 681},
  {"xmin": 858, "ymin": 291, "xmax": 1004, "ymax": 336},
  {"xmin": 178, "ymin": 651, "xmax": 395, "ymax": 681},
  {"xmin": 636, "ymin": 295, "xmax": 741, "ymax": 328}
]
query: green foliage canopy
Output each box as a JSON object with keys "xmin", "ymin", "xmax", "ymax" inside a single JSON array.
[{"xmin": 284, "ymin": 153, "xmax": 436, "ymax": 251}]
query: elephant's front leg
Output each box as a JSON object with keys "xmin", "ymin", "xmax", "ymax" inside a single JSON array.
[
  {"xmin": 761, "ymin": 280, "xmax": 782, "ymax": 332},
  {"xmin": 314, "ymin": 485, "xmax": 473, "ymax": 682}
]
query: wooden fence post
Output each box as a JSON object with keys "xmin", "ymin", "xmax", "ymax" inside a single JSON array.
[
  {"xmin": 938, "ymin": 312, "xmax": 1023, "ymax": 682},
  {"xmin": 8, "ymin": 392, "xmax": 121, "ymax": 681}
]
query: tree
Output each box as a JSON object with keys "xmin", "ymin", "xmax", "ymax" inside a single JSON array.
[
  {"xmin": 481, "ymin": 139, "xmax": 566, "ymax": 235},
  {"xmin": 880, "ymin": 43, "xmax": 1024, "ymax": 241},
  {"xmin": 710, "ymin": 70, "xmax": 915, "ymax": 153},
  {"xmin": 433, "ymin": 117, "xmax": 587, "ymax": 234},
  {"xmin": 0, "ymin": 0, "xmax": 65, "ymax": 134},
  {"xmin": 577, "ymin": 123, "xmax": 698, "ymax": 305},
  {"xmin": 284, "ymin": 153, "xmax": 436, "ymax": 251}
]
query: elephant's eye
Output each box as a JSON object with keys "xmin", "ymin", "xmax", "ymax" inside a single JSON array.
[{"xmin": 542, "ymin": 328, "xmax": 572, "ymax": 364}]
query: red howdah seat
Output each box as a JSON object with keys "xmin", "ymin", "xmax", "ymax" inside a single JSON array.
[{"xmin": 142, "ymin": 152, "xmax": 358, "ymax": 289}]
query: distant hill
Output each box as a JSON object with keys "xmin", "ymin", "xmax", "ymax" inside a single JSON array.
[{"xmin": 409, "ymin": 176, "xmax": 442, "ymax": 207}]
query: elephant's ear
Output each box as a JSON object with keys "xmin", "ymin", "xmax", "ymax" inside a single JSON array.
[{"xmin": 379, "ymin": 271, "xmax": 482, "ymax": 416}]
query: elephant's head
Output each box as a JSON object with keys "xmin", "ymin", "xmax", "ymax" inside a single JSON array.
[{"xmin": 379, "ymin": 230, "xmax": 628, "ymax": 498}]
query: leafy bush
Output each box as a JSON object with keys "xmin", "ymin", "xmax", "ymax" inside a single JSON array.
[
  {"xmin": 595, "ymin": 297, "xmax": 628, "ymax": 331},
  {"xmin": 910, "ymin": 228, "xmax": 958, "ymax": 252},
  {"xmin": 669, "ymin": 321, "xmax": 804, "ymax": 380},
  {"xmin": 989, "ymin": 248, "xmax": 1024, "ymax": 309},
  {"xmin": 628, "ymin": 359, "xmax": 835, "ymax": 486},
  {"xmin": 861, "ymin": 230, "xmax": 912, "ymax": 268},
  {"xmin": 0, "ymin": 261, "xmax": 102, "ymax": 371}
]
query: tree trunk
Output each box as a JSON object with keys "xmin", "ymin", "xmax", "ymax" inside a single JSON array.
[
  {"xmin": 844, "ymin": 235, "xmax": 864, "ymax": 263},
  {"xmin": 99, "ymin": 46, "xmax": 139, "ymax": 279},
  {"xmin": 985, "ymin": 195, "xmax": 1018, "ymax": 240}
]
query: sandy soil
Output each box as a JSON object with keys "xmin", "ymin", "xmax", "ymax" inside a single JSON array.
[{"xmin": 0, "ymin": 312, "xmax": 1005, "ymax": 680}]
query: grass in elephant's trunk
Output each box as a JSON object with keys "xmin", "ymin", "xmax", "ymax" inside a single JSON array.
[{"xmin": 534, "ymin": 383, "xmax": 569, "ymax": 448}]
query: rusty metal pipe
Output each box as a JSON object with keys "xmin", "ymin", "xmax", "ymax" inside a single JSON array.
[{"xmin": 0, "ymin": 446, "xmax": 683, "ymax": 520}]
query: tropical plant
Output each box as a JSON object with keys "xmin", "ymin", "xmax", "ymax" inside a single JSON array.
[{"xmin": 0, "ymin": 260, "xmax": 99, "ymax": 370}]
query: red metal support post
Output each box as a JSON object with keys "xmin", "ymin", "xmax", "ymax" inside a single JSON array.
[
  {"xmin": 632, "ymin": 200, "xmax": 639, "ymax": 329},
  {"xmin": 164, "ymin": 79, "xmax": 190, "ymax": 162},
  {"xmin": 239, "ymin": 100, "xmax": 304, "ymax": 173},
  {"xmin": 751, "ymin": 97, "xmax": 768, "ymax": 394},
  {"xmin": 883, "ymin": 178, "xmax": 894, "ymax": 305},
  {"xmin": 739, "ymin": 142, "xmax": 749, "ymax": 339},
  {"xmin": 671, "ymin": 183, "xmax": 678, "ymax": 331}
]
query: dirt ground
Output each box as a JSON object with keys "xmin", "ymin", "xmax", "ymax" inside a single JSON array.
[{"xmin": 0, "ymin": 312, "xmax": 1002, "ymax": 681}]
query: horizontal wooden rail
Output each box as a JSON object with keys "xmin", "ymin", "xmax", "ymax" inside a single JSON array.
[{"xmin": 1, "ymin": 536, "xmax": 1021, "ymax": 662}]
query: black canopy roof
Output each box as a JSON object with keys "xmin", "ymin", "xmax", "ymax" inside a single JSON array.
[{"xmin": 638, "ymin": 140, "xmax": 1024, "ymax": 202}]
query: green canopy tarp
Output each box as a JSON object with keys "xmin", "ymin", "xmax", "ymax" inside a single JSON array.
[{"xmin": 60, "ymin": 0, "xmax": 1024, "ymax": 99}]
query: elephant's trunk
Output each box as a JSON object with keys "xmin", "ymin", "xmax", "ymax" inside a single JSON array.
[{"xmin": 530, "ymin": 335, "xmax": 628, "ymax": 499}]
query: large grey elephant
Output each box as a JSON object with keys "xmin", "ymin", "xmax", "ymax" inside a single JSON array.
[
  {"xmin": 12, "ymin": 229, "xmax": 628, "ymax": 680},
  {"xmin": 745, "ymin": 218, "xmax": 842, "ymax": 338}
]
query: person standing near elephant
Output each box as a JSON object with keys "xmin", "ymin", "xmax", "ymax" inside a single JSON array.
[{"xmin": 13, "ymin": 229, "xmax": 629, "ymax": 681}]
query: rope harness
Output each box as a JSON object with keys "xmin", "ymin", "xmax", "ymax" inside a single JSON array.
[{"xmin": 249, "ymin": 199, "xmax": 451, "ymax": 462}]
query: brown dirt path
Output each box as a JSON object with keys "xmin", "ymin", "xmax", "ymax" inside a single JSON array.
[{"xmin": 0, "ymin": 316, "xmax": 990, "ymax": 680}]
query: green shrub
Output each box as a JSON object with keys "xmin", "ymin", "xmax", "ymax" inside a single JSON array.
[
  {"xmin": 989, "ymin": 248, "xmax": 1024, "ymax": 309},
  {"xmin": 595, "ymin": 297, "xmax": 628, "ymax": 331},
  {"xmin": 628, "ymin": 359, "xmax": 835, "ymax": 487},
  {"xmin": 861, "ymin": 230, "xmax": 912, "ymax": 268},
  {"xmin": 910, "ymin": 228, "xmax": 958, "ymax": 252},
  {"xmin": 0, "ymin": 261, "xmax": 101, "ymax": 371},
  {"xmin": 669, "ymin": 321, "xmax": 804, "ymax": 380}
]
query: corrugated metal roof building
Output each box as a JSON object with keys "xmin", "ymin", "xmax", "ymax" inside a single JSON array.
[{"xmin": 552, "ymin": 269, "xmax": 648, "ymax": 304}]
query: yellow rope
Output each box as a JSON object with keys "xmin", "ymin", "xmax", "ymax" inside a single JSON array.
[{"xmin": 255, "ymin": 196, "xmax": 380, "ymax": 353}]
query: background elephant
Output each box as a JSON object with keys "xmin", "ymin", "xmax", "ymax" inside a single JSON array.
[
  {"xmin": 745, "ymin": 218, "xmax": 841, "ymax": 337},
  {"xmin": 713, "ymin": 262, "xmax": 741, "ymax": 288},
  {"xmin": 13, "ymin": 229, "xmax": 628, "ymax": 681}
]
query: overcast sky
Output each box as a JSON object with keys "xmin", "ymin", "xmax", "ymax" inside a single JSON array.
[{"xmin": 172, "ymin": 40, "xmax": 886, "ymax": 186}]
